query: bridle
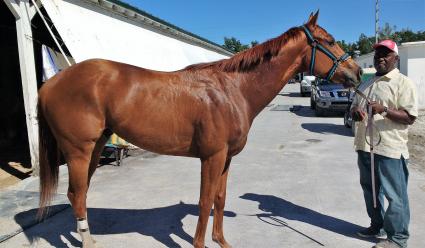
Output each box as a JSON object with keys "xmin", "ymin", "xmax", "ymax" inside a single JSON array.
[{"xmin": 301, "ymin": 25, "xmax": 351, "ymax": 81}]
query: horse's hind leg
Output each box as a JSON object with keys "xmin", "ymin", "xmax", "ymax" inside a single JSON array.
[
  {"xmin": 64, "ymin": 141, "xmax": 97, "ymax": 248},
  {"xmin": 193, "ymin": 148, "xmax": 228, "ymax": 248},
  {"xmin": 212, "ymin": 157, "xmax": 232, "ymax": 248},
  {"xmin": 88, "ymin": 132, "xmax": 111, "ymax": 185}
]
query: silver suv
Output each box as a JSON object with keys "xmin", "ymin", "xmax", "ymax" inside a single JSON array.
[
  {"xmin": 300, "ymin": 75, "xmax": 315, "ymax": 97},
  {"xmin": 310, "ymin": 79, "xmax": 351, "ymax": 116}
]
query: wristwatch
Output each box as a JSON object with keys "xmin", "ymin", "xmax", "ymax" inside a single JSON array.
[{"xmin": 381, "ymin": 106, "xmax": 388, "ymax": 117}]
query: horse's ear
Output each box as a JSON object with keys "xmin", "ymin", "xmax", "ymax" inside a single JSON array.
[
  {"xmin": 307, "ymin": 10, "xmax": 319, "ymax": 27},
  {"xmin": 307, "ymin": 12, "xmax": 314, "ymax": 23}
]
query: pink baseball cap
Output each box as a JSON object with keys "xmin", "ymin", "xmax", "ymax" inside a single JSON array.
[{"xmin": 373, "ymin": 39, "xmax": 398, "ymax": 54}]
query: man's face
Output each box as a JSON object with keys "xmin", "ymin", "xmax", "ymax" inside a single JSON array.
[{"xmin": 374, "ymin": 46, "xmax": 398, "ymax": 75}]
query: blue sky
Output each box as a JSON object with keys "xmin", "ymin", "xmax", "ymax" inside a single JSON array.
[{"xmin": 123, "ymin": 0, "xmax": 425, "ymax": 45}]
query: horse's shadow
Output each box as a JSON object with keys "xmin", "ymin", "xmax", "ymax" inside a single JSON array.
[
  {"xmin": 240, "ymin": 193, "xmax": 367, "ymax": 241},
  {"xmin": 15, "ymin": 202, "xmax": 236, "ymax": 248}
]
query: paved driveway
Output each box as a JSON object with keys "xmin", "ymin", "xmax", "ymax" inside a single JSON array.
[{"xmin": 1, "ymin": 83, "xmax": 424, "ymax": 248}]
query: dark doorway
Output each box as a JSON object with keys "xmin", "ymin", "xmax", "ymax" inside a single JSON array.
[
  {"xmin": 0, "ymin": 2, "xmax": 71, "ymax": 184},
  {"xmin": 0, "ymin": 2, "xmax": 31, "ymax": 176}
]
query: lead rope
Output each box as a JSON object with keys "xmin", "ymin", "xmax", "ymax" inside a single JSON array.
[
  {"xmin": 367, "ymin": 104, "xmax": 377, "ymax": 208},
  {"xmin": 353, "ymin": 87, "xmax": 380, "ymax": 208}
]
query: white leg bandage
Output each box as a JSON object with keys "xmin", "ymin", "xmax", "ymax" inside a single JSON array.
[
  {"xmin": 76, "ymin": 218, "xmax": 95, "ymax": 247},
  {"xmin": 77, "ymin": 218, "xmax": 89, "ymax": 232}
]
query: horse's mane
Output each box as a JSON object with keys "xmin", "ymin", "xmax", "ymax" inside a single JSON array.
[{"xmin": 185, "ymin": 27, "xmax": 303, "ymax": 72}]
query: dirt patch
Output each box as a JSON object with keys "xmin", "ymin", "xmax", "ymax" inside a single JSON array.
[
  {"xmin": 0, "ymin": 144, "xmax": 32, "ymax": 190},
  {"xmin": 0, "ymin": 162, "xmax": 32, "ymax": 189},
  {"xmin": 0, "ymin": 170, "xmax": 21, "ymax": 189},
  {"xmin": 408, "ymin": 109, "xmax": 425, "ymax": 173}
]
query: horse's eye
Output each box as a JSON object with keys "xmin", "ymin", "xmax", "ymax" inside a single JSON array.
[{"xmin": 328, "ymin": 41, "xmax": 335, "ymax": 46}]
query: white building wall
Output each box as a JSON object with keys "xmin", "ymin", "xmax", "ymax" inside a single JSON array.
[
  {"xmin": 355, "ymin": 53, "xmax": 374, "ymax": 69},
  {"xmin": 401, "ymin": 43, "xmax": 425, "ymax": 108},
  {"xmin": 409, "ymin": 57, "xmax": 425, "ymax": 108},
  {"xmin": 398, "ymin": 48, "xmax": 408, "ymax": 75},
  {"xmin": 40, "ymin": 0, "xmax": 230, "ymax": 71}
]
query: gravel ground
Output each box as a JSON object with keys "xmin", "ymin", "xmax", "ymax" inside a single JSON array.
[{"xmin": 408, "ymin": 109, "xmax": 425, "ymax": 172}]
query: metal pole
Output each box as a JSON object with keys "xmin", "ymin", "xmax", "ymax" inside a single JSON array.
[
  {"xmin": 30, "ymin": 0, "xmax": 72, "ymax": 66},
  {"xmin": 373, "ymin": 1, "xmax": 379, "ymax": 206},
  {"xmin": 375, "ymin": 0, "xmax": 380, "ymax": 43}
]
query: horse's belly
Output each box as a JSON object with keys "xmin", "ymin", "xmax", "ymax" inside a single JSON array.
[
  {"xmin": 135, "ymin": 137, "xmax": 194, "ymax": 157},
  {"xmin": 115, "ymin": 123, "xmax": 196, "ymax": 157}
]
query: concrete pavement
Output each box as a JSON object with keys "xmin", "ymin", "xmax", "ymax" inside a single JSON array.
[{"xmin": 1, "ymin": 83, "xmax": 424, "ymax": 248}]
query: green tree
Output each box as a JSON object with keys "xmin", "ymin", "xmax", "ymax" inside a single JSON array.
[
  {"xmin": 223, "ymin": 37, "xmax": 259, "ymax": 53},
  {"xmin": 337, "ymin": 40, "xmax": 351, "ymax": 54},
  {"xmin": 223, "ymin": 37, "xmax": 249, "ymax": 53},
  {"xmin": 337, "ymin": 23, "xmax": 424, "ymax": 56},
  {"xmin": 379, "ymin": 22, "xmax": 397, "ymax": 40},
  {"xmin": 394, "ymin": 29, "xmax": 425, "ymax": 43},
  {"xmin": 357, "ymin": 33, "xmax": 374, "ymax": 55},
  {"xmin": 250, "ymin": 40, "xmax": 259, "ymax": 47},
  {"xmin": 349, "ymin": 43, "xmax": 358, "ymax": 55}
]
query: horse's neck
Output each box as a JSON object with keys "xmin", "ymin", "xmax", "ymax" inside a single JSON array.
[{"xmin": 240, "ymin": 43, "xmax": 306, "ymax": 119}]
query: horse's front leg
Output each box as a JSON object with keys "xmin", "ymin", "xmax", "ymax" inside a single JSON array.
[
  {"xmin": 193, "ymin": 148, "xmax": 228, "ymax": 248},
  {"xmin": 212, "ymin": 157, "xmax": 232, "ymax": 248}
]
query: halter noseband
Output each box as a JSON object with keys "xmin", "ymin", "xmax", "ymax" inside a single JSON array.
[{"xmin": 301, "ymin": 25, "xmax": 351, "ymax": 81}]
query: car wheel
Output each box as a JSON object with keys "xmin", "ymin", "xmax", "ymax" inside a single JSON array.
[
  {"xmin": 351, "ymin": 122, "xmax": 356, "ymax": 136},
  {"xmin": 344, "ymin": 111, "xmax": 351, "ymax": 128},
  {"xmin": 315, "ymin": 106, "xmax": 325, "ymax": 116}
]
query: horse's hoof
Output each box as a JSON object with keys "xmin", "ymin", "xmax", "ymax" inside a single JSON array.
[
  {"xmin": 193, "ymin": 242, "xmax": 205, "ymax": 248},
  {"xmin": 82, "ymin": 238, "xmax": 97, "ymax": 248},
  {"xmin": 212, "ymin": 237, "xmax": 232, "ymax": 248}
]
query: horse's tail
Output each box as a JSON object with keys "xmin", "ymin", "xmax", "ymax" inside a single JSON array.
[{"xmin": 37, "ymin": 99, "xmax": 60, "ymax": 219}]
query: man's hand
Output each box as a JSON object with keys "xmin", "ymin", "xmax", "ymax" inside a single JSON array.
[
  {"xmin": 351, "ymin": 106, "xmax": 367, "ymax": 121},
  {"xmin": 368, "ymin": 101, "xmax": 386, "ymax": 115},
  {"xmin": 368, "ymin": 102, "xmax": 416, "ymax": 125}
]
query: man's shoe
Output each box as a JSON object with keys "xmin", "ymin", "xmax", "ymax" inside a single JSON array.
[
  {"xmin": 357, "ymin": 227, "xmax": 387, "ymax": 239},
  {"xmin": 372, "ymin": 239, "xmax": 402, "ymax": 248}
]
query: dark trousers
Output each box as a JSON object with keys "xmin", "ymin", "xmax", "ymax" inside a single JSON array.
[{"xmin": 357, "ymin": 151, "xmax": 410, "ymax": 248}]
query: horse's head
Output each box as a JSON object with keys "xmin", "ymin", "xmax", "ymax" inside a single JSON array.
[{"xmin": 301, "ymin": 11, "xmax": 361, "ymax": 87}]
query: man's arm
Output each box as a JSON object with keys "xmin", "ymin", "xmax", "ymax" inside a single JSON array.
[
  {"xmin": 351, "ymin": 106, "xmax": 367, "ymax": 122},
  {"xmin": 350, "ymin": 94, "xmax": 367, "ymax": 121},
  {"xmin": 369, "ymin": 102, "xmax": 416, "ymax": 125}
]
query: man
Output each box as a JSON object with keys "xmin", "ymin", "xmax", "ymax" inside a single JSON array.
[{"xmin": 351, "ymin": 40, "xmax": 418, "ymax": 248}]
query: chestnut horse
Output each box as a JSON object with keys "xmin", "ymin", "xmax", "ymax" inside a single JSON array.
[{"xmin": 37, "ymin": 12, "xmax": 361, "ymax": 248}]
